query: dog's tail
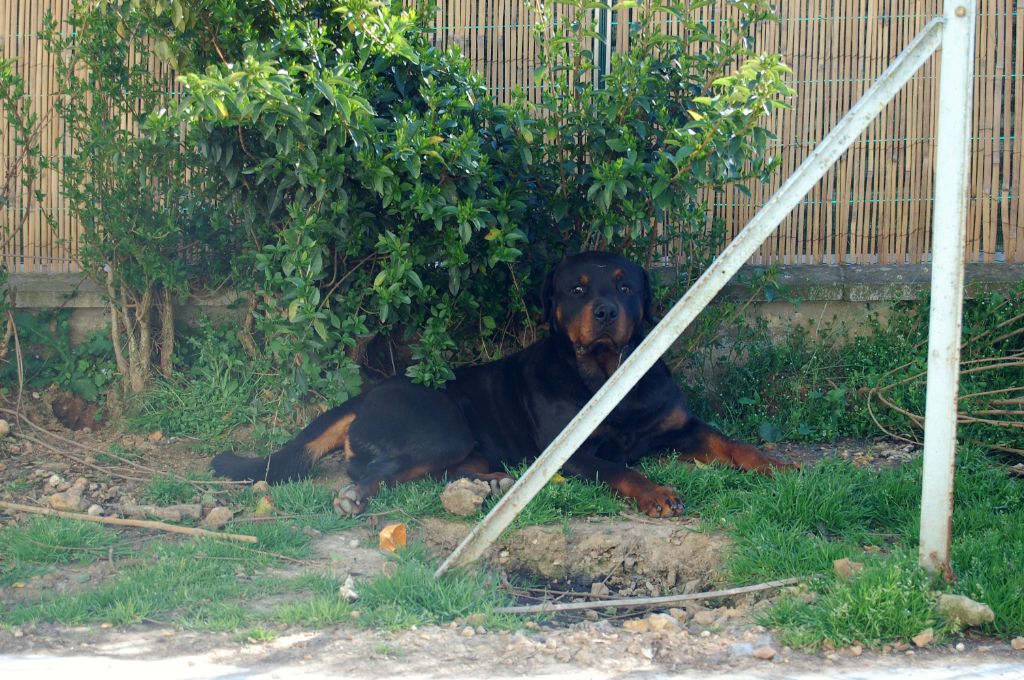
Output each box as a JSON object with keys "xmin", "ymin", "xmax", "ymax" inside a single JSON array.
[{"xmin": 211, "ymin": 400, "xmax": 362, "ymax": 484}]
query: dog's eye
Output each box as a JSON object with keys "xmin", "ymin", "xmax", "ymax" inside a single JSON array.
[
  {"xmin": 619, "ymin": 284, "xmax": 632, "ymax": 294},
  {"xmin": 571, "ymin": 285, "xmax": 586, "ymax": 296}
]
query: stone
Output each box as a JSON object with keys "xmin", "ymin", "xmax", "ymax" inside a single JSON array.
[
  {"xmin": 937, "ymin": 594, "xmax": 995, "ymax": 628},
  {"xmin": 441, "ymin": 478, "xmax": 492, "ymax": 516},
  {"xmin": 646, "ymin": 613, "xmax": 679, "ymax": 632},
  {"xmin": 86, "ymin": 504, "xmax": 104, "ymax": 516},
  {"xmin": 45, "ymin": 477, "xmax": 88, "ymax": 512},
  {"xmin": 622, "ymin": 619, "xmax": 649, "ymax": 633},
  {"xmin": 752, "ymin": 646, "xmax": 777, "ymax": 660},
  {"xmin": 201, "ymin": 506, "xmax": 234, "ymax": 528},
  {"xmin": 692, "ymin": 609, "xmax": 719, "ymax": 626},
  {"xmin": 590, "ymin": 582, "xmax": 610, "ymax": 598},
  {"xmin": 147, "ymin": 431, "xmax": 164, "ymax": 443},
  {"xmin": 833, "ymin": 557, "xmax": 865, "ymax": 580},
  {"xmin": 252, "ymin": 480, "xmax": 271, "ymax": 494},
  {"xmin": 1011, "ymin": 637, "xmax": 1024, "ymax": 651},
  {"xmin": 912, "ymin": 628, "xmax": 934, "ymax": 647},
  {"xmin": 0, "ymin": 418, "xmax": 10, "ymax": 437},
  {"xmin": 668, "ymin": 607, "xmax": 690, "ymax": 623},
  {"xmin": 339, "ymin": 576, "xmax": 359, "ymax": 603}
]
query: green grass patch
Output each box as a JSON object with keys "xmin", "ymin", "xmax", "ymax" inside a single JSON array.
[
  {"xmin": 353, "ymin": 545, "xmax": 514, "ymax": 630},
  {"xmin": 225, "ymin": 479, "xmax": 364, "ymax": 533},
  {"xmin": 761, "ymin": 553, "xmax": 944, "ymax": 649},
  {"xmin": 0, "ymin": 517, "xmax": 123, "ymax": 585},
  {"xmin": 142, "ymin": 474, "xmax": 198, "ymax": 505}
]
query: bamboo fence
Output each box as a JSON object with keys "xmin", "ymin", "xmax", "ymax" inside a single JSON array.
[{"xmin": 2, "ymin": 1, "xmax": 1022, "ymax": 272}]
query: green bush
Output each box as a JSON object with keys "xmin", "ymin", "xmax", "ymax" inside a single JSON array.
[{"xmin": 173, "ymin": 0, "xmax": 790, "ymax": 401}]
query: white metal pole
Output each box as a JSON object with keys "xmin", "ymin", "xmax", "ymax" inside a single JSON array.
[
  {"xmin": 436, "ymin": 15, "xmax": 947, "ymax": 578},
  {"xmin": 918, "ymin": 0, "xmax": 976, "ymax": 577}
]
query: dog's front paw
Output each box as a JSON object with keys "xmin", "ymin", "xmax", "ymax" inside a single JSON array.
[{"xmin": 636, "ymin": 485, "xmax": 685, "ymax": 517}]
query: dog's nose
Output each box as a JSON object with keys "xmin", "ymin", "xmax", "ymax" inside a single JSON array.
[{"xmin": 593, "ymin": 302, "xmax": 619, "ymax": 325}]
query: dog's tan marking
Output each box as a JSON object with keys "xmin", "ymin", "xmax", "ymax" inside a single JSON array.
[
  {"xmin": 305, "ymin": 413, "xmax": 357, "ymax": 461},
  {"xmin": 657, "ymin": 406, "xmax": 689, "ymax": 432}
]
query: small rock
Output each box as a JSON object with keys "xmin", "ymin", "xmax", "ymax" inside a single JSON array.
[
  {"xmin": 0, "ymin": 418, "xmax": 10, "ymax": 437},
  {"xmin": 86, "ymin": 504, "xmax": 104, "ymax": 517},
  {"xmin": 301, "ymin": 526, "xmax": 322, "ymax": 538},
  {"xmin": 912, "ymin": 628, "xmax": 934, "ymax": 647},
  {"xmin": 339, "ymin": 576, "xmax": 359, "ymax": 603},
  {"xmin": 465, "ymin": 613, "xmax": 488, "ymax": 626},
  {"xmin": 646, "ymin": 613, "xmax": 679, "ymax": 632},
  {"xmin": 201, "ymin": 506, "xmax": 234, "ymax": 528},
  {"xmin": 692, "ymin": 609, "xmax": 718, "ymax": 626},
  {"xmin": 668, "ymin": 607, "xmax": 690, "ymax": 623},
  {"xmin": 848, "ymin": 644, "xmax": 863, "ymax": 656},
  {"xmin": 584, "ymin": 610, "xmax": 599, "ymax": 621},
  {"xmin": 833, "ymin": 557, "xmax": 865, "ymax": 580},
  {"xmin": 147, "ymin": 431, "xmax": 164, "ymax": 443},
  {"xmin": 440, "ymin": 478, "xmax": 491, "ymax": 516},
  {"xmin": 460, "ymin": 626, "xmax": 476, "ymax": 637},
  {"xmin": 752, "ymin": 646, "xmax": 777, "ymax": 660},
  {"xmin": 590, "ymin": 582, "xmax": 610, "ymax": 598},
  {"xmin": 46, "ymin": 477, "xmax": 88, "ymax": 512},
  {"xmin": 1011, "ymin": 637, "xmax": 1024, "ymax": 651},
  {"xmin": 252, "ymin": 480, "xmax": 271, "ymax": 494},
  {"xmin": 937, "ymin": 594, "xmax": 995, "ymax": 628},
  {"xmin": 622, "ymin": 619, "xmax": 649, "ymax": 633},
  {"xmin": 956, "ymin": 643, "xmax": 966, "ymax": 652}
]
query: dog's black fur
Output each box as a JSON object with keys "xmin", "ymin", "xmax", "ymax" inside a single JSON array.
[{"xmin": 211, "ymin": 252, "xmax": 788, "ymax": 516}]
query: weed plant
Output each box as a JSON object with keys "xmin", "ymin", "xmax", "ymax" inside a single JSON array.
[{"xmin": 683, "ymin": 283, "xmax": 1023, "ymax": 454}]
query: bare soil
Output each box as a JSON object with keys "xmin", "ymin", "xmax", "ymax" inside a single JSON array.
[{"xmin": 2, "ymin": 391, "xmax": 1022, "ymax": 678}]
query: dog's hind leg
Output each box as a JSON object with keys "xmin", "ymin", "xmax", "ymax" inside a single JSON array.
[{"xmin": 660, "ymin": 417, "xmax": 791, "ymax": 474}]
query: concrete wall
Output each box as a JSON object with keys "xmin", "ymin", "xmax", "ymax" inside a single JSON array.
[
  {"xmin": 5, "ymin": 264, "xmax": 1022, "ymax": 345},
  {"xmin": 4, "ymin": 273, "xmax": 246, "ymax": 344}
]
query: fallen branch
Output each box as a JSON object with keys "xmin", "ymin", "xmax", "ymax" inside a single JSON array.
[
  {"xmin": 0, "ymin": 501, "xmax": 258, "ymax": 543},
  {"xmin": 493, "ymin": 576, "xmax": 803, "ymax": 615}
]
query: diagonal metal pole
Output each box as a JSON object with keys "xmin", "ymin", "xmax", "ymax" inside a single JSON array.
[
  {"xmin": 918, "ymin": 0, "xmax": 976, "ymax": 578},
  {"xmin": 436, "ymin": 15, "xmax": 947, "ymax": 578}
]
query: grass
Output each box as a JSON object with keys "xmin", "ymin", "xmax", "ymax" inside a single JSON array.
[
  {"xmin": 0, "ymin": 517, "xmax": 124, "ymax": 586},
  {"xmin": 641, "ymin": 446, "xmax": 1024, "ymax": 646},
  {"xmin": 352, "ymin": 545, "xmax": 514, "ymax": 630},
  {"xmin": 2, "ymin": 446, "xmax": 1020, "ymax": 645}
]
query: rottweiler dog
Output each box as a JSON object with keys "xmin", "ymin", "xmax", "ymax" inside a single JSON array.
[{"xmin": 211, "ymin": 251, "xmax": 788, "ymax": 516}]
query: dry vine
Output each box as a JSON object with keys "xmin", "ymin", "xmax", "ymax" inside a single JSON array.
[{"xmin": 867, "ymin": 304, "xmax": 1024, "ymax": 456}]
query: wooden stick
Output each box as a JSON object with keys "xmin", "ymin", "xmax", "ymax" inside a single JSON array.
[
  {"xmin": 493, "ymin": 576, "xmax": 803, "ymax": 615},
  {"xmin": 0, "ymin": 501, "xmax": 258, "ymax": 543}
]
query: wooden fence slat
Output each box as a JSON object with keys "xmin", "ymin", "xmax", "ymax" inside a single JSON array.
[{"xmin": 2, "ymin": 1, "xmax": 1022, "ymax": 272}]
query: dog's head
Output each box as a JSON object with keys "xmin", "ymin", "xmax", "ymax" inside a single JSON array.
[{"xmin": 542, "ymin": 252, "xmax": 654, "ymax": 359}]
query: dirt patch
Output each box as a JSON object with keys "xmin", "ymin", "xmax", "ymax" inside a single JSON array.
[
  {"xmin": 48, "ymin": 390, "xmax": 104, "ymax": 431},
  {"xmin": 420, "ymin": 516, "xmax": 728, "ymax": 595}
]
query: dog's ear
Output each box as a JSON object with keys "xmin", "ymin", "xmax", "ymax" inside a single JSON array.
[
  {"xmin": 641, "ymin": 267, "xmax": 656, "ymax": 325},
  {"xmin": 541, "ymin": 266, "xmax": 556, "ymax": 324}
]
